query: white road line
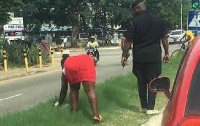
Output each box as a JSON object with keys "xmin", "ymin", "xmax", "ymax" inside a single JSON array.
[{"xmin": 0, "ymin": 94, "xmax": 23, "ymax": 102}]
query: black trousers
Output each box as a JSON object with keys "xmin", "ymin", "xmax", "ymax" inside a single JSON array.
[
  {"xmin": 58, "ymin": 73, "xmax": 68, "ymax": 105},
  {"xmin": 132, "ymin": 63, "xmax": 161, "ymax": 110}
]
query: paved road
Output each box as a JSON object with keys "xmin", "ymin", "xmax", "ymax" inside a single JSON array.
[{"xmin": 0, "ymin": 44, "xmax": 179, "ymax": 116}]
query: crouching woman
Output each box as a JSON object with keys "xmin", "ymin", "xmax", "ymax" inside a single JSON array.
[{"xmin": 62, "ymin": 54, "xmax": 102, "ymax": 122}]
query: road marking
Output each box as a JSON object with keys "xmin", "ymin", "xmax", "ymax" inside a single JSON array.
[{"xmin": 0, "ymin": 94, "xmax": 23, "ymax": 102}]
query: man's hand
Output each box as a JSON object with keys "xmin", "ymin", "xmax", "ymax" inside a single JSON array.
[
  {"xmin": 163, "ymin": 54, "xmax": 170, "ymax": 63},
  {"xmin": 121, "ymin": 56, "xmax": 127, "ymax": 68}
]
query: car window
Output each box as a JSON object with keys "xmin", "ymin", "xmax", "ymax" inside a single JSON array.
[
  {"xmin": 171, "ymin": 50, "xmax": 188, "ymax": 99},
  {"xmin": 171, "ymin": 31, "xmax": 182, "ymax": 35},
  {"xmin": 185, "ymin": 59, "xmax": 200, "ymax": 115},
  {"xmin": 80, "ymin": 33, "xmax": 89, "ymax": 38}
]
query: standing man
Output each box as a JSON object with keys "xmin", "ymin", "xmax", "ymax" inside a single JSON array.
[{"xmin": 121, "ymin": 0, "xmax": 169, "ymax": 115}]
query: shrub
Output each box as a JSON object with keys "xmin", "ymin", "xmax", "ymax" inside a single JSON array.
[{"xmin": 3, "ymin": 40, "xmax": 50, "ymax": 67}]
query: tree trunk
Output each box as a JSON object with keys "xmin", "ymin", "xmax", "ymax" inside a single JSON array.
[{"xmin": 71, "ymin": 13, "xmax": 80, "ymax": 47}]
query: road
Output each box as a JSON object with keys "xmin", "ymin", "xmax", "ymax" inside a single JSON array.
[{"xmin": 0, "ymin": 44, "xmax": 179, "ymax": 115}]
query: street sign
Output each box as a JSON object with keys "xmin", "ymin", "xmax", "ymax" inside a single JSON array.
[{"xmin": 187, "ymin": 10, "xmax": 200, "ymax": 31}]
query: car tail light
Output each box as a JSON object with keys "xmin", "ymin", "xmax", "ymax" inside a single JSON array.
[{"xmin": 178, "ymin": 115, "xmax": 200, "ymax": 126}]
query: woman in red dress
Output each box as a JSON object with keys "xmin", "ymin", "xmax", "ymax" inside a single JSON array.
[{"xmin": 58, "ymin": 54, "xmax": 102, "ymax": 122}]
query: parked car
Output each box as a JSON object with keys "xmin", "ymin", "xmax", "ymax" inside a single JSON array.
[
  {"xmin": 149, "ymin": 36, "xmax": 200, "ymax": 126},
  {"xmin": 87, "ymin": 28, "xmax": 103, "ymax": 39},
  {"xmin": 79, "ymin": 33, "xmax": 89, "ymax": 42},
  {"xmin": 168, "ymin": 30, "xmax": 185, "ymax": 43}
]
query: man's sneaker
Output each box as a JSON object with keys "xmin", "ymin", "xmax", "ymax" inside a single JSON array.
[
  {"xmin": 140, "ymin": 108, "xmax": 147, "ymax": 113},
  {"xmin": 54, "ymin": 101, "xmax": 59, "ymax": 107},
  {"xmin": 146, "ymin": 110, "xmax": 159, "ymax": 115}
]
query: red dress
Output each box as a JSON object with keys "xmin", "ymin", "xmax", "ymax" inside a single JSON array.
[{"xmin": 64, "ymin": 54, "xmax": 96, "ymax": 84}]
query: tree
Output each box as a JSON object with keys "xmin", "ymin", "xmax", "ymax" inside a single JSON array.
[{"xmin": 0, "ymin": 0, "xmax": 22, "ymax": 25}]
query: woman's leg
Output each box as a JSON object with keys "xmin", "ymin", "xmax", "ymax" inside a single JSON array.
[
  {"xmin": 82, "ymin": 81, "xmax": 99, "ymax": 117},
  {"xmin": 70, "ymin": 83, "xmax": 80, "ymax": 114}
]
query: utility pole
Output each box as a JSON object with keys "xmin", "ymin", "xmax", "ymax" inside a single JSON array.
[{"xmin": 181, "ymin": 0, "xmax": 183, "ymax": 30}]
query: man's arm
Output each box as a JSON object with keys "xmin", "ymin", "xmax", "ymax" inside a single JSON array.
[
  {"xmin": 87, "ymin": 42, "xmax": 90, "ymax": 47},
  {"xmin": 121, "ymin": 39, "xmax": 132, "ymax": 67},
  {"xmin": 162, "ymin": 35, "xmax": 170, "ymax": 63},
  {"xmin": 180, "ymin": 34, "xmax": 186, "ymax": 42}
]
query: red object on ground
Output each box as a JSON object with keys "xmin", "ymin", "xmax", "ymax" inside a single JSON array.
[{"xmin": 64, "ymin": 54, "xmax": 96, "ymax": 84}]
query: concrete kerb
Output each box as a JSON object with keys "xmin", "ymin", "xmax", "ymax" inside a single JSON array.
[{"xmin": 141, "ymin": 107, "xmax": 165, "ymax": 126}]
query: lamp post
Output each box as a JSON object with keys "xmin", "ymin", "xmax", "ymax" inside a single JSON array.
[{"xmin": 181, "ymin": 0, "xmax": 183, "ymax": 30}]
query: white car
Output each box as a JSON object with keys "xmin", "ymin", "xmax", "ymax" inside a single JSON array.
[{"xmin": 168, "ymin": 30, "xmax": 185, "ymax": 43}]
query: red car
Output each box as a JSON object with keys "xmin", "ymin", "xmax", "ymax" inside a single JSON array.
[{"xmin": 149, "ymin": 36, "xmax": 200, "ymax": 126}]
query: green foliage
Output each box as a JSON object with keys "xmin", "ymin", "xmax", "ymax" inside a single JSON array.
[
  {"xmin": 3, "ymin": 40, "xmax": 50, "ymax": 67},
  {"xmin": 0, "ymin": 0, "xmax": 22, "ymax": 24}
]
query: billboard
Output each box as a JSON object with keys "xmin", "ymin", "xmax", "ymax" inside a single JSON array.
[{"xmin": 3, "ymin": 17, "xmax": 24, "ymax": 41}]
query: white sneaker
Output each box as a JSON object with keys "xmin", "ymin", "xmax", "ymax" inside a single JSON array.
[
  {"xmin": 140, "ymin": 108, "xmax": 147, "ymax": 113},
  {"xmin": 54, "ymin": 101, "xmax": 59, "ymax": 107},
  {"xmin": 146, "ymin": 110, "xmax": 159, "ymax": 115}
]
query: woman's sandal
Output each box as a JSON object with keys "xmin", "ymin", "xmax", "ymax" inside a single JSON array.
[{"xmin": 93, "ymin": 114, "xmax": 103, "ymax": 123}]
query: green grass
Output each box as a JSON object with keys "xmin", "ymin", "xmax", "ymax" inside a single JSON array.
[{"xmin": 0, "ymin": 53, "xmax": 183, "ymax": 126}]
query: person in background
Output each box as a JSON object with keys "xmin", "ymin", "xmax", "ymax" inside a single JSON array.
[
  {"xmin": 40, "ymin": 36, "xmax": 49, "ymax": 54},
  {"xmin": 105, "ymin": 31, "xmax": 112, "ymax": 46},
  {"xmin": 121, "ymin": 0, "xmax": 169, "ymax": 115},
  {"xmin": 180, "ymin": 30, "xmax": 195, "ymax": 48},
  {"xmin": 87, "ymin": 36, "xmax": 100, "ymax": 61}
]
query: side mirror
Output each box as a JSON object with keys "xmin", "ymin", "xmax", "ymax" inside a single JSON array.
[
  {"xmin": 149, "ymin": 77, "xmax": 171, "ymax": 99},
  {"xmin": 149, "ymin": 77, "xmax": 170, "ymax": 92}
]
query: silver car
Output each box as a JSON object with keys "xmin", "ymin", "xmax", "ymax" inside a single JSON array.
[{"xmin": 168, "ymin": 30, "xmax": 185, "ymax": 43}]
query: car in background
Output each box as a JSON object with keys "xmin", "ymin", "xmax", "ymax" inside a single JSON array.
[
  {"xmin": 115, "ymin": 29, "xmax": 126, "ymax": 38},
  {"xmin": 149, "ymin": 36, "xmax": 200, "ymax": 126},
  {"xmin": 79, "ymin": 33, "xmax": 89, "ymax": 42},
  {"xmin": 87, "ymin": 28, "xmax": 103, "ymax": 39},
  {"xmin": 168, "ymin": 30, "xmax": 185, "ymax": 43}
]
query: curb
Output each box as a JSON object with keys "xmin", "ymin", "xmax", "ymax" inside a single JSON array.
[
  {"xmin": 141, "ymin": 108, "xmax": 165, "ymax": 126},
  {"xmin": 0, "ymin": 70, "xmax": 47, "ymax": 81}
]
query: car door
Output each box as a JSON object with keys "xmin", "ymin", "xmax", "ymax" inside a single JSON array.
[{"xmin": 162, "ymin": 36, "xmax": 200, "ymax": 126}]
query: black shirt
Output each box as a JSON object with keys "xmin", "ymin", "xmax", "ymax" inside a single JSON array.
[{"xmin": 125, "ymin": 11, "xmax": 167, "ymax": 63}]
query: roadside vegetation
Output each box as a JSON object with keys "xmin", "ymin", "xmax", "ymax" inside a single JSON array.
[
  {"xmin": 0, "ymin": 40, "xmax": 50, "ymax": 68},
  {"xmin": 0, "ymin": 53, "xmax": 183, "ymax": 126}
]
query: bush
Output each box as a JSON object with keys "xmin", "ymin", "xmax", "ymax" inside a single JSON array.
[{"xmin": 3, "ymin": 40, "xmax": 50, "ymax": 67}]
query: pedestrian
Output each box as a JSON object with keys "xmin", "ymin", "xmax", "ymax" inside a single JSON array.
[
  {"xmin": 180, "ymin": 30, "xmax": 195, "ymax": 48},
  {"xmin": 40, "ymin": 36, "xmax": 49, "ymax": 54},
  {"xmin": 63, "ymin": 36, "xmax": 68, "ymax": 49},
  {"xmin": 105, "ymin": 31, "xmax": 112, "ymax": 46},
  {"xmin": 121, "ymin": 0, "xmax": 169, "ymax": 115},
  {"xmin": 56, "ymin": 54, "xmax": 102, "ymax": 122},
  {"xmin": 54, "ymin": 53, "xmax": 70, "ymax": 106}
]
